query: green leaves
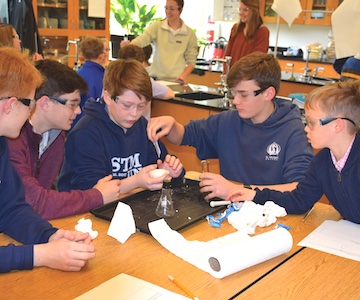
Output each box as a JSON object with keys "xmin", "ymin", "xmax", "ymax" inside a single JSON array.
[{"xmin": 110, "ymin": 0, "xmax": 160, "ymax": 36}]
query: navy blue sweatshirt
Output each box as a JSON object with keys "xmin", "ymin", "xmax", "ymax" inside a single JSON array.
[
  {"xmin": 182, "ymin": 98, "xmax": 314, "ymax": 185},
  {"xmin": 0, "ymin": 137, "xmax": 57, "ymax": 273},
  {"xmin": 59, "ymin": 98, "xmax": 183, "ymax": 191},
  {"xmin": 254, "ymin": 134, "xmax": 360, "ymax": 224}
]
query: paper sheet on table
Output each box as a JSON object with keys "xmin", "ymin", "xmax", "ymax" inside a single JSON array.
[
  {"xmin": 298, "ymin": 220, "xmax": 360, "ymax": 261},
  {"xmin": 74, "ymin": 273, "xmax": 190, "ymax": 300},
  {"xmin": 156, "ymin": 80, "xmax": 181, "ymax": 86},
  {"xmin": 149, "ymin": 219, "xmax": 293, "ymax": 279}
]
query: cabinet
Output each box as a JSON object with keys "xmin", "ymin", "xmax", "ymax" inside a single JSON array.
[
  {"xmin": 213, "ymin": 0, "xmax": 240, "ymax": 22},
  {"xmin": 304, "ymin": 0, "xmax": 344, "ymax": 26},
  {"xmin": 32, "ymin": 0, "xmax": 110, "ymax": 67},
  {"xmin": 260, "ymin": 0, "xmax": 307, "ymax": 25},
  {"xmin": 260, "ymin": 0, "xmax": 344, "ymax": 26},
  {"xmin": 188, "ymin": 71, "xmax": 222, "ymax": 89},
  {"xmin": 277, "ymin": 59, "xmax": 340, "ymax": 79}
]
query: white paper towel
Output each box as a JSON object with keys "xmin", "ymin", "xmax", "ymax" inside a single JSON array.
[
  {"xmin": 107, "ymin": 202, "xmax": 136, "ymax": 244},
  {"xmin": 149, "ymin": 219, "xmax": 293, "ymax": 279},
  {"xmin": 207, "ymin": 228, "xmax": 293, "ymax": 278}
]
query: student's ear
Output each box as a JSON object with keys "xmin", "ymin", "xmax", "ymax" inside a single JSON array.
[
  {"xmin": 265, "ymin": 86, "xmax": 276, "ymax": 102},
  {"xmin": 3, "ymin": 97, "xmax": 17, "ymax": 114},
  {"xmin": 37, "ymin": 96, "xmax": 51, "ymax": 111},
  {"xmin": 335, "ymin": 118, "xmax": 346, "ymax": 133},
  {"xmin": 103, "ymin": 90, "xmax": 112, "ymax": 105}
]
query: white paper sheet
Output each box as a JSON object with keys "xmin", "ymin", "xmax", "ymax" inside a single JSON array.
[
  {"xmin": 149, "ymin": 219, "xmax": 293, "ymax": 279},
  {"xmin": 298, "ymin": 220, "xmax": 360, "ymax": 261},
  {"xmin": 155, "ymin": 80, "xmax": 181, "ymax": 86},
  {"xmin": 332, "ymin": 0, "xmax": 360, "ymax": 58},
  {"xmin": 74, "ymin": 273, "xmax": 190, "ymax": 300},
  {"xmin": 88, "ymin": 0, "xmax": 106, "ymax": 18},
  {"xmin": 271, "ymin": 0, "xmax": 302, "ymax": 27}
]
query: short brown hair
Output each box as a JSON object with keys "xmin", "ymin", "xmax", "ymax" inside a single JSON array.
[
  {"xmin": 79, "ymin": 36, "xmax": 104, "ymax": 60},
  {"xmin": 305, "ymin": 81, "xmax": 360, "ymax": 133},
  {"xmin": 103, "ymin": 59, "xmax": 152, "ymax": 102},
  {"xmin": 173, "ymin": 0, "xmax": 184, "ymax": 9},
  {"xmin": 118, "ymin": 44, "xmax": 145, "ymax": 63},
  {"xmin": 0, "ymin": 47, "xmax": 43, "ymax": 98},
  {"xmin": 227, "ymin": 52, "xmax": 281, "ymax": 94},
  {"xmin": 35, "ymin": 59, "xmax": 88, "ymax": 99}
]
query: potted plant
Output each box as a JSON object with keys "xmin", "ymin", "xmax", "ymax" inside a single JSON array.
[
  {"xmin": 110, "ymin": 0, "xmax": 159, "ymax": 37},
  {"xmin": 110, "ymin": 0, "xmax": 160, "ymax": 58}
]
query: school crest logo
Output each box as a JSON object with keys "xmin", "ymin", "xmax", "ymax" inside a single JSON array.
[{"xmin": 265, "ymin": 142, "xmax": 281, "ymax": 161}]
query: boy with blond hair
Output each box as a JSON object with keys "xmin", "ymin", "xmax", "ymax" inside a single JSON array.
[{"xmin": 227, "ymin": 81, "xmax": 360, "ymax": 224}]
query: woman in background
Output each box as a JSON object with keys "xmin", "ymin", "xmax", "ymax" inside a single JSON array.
[
  {"xmin": 224, "ymin": 0, "xmax": 269, "ymax": 68},
  {"xmin": 0, "ymin": 24, "xmax": 42, "ymax": 61}
]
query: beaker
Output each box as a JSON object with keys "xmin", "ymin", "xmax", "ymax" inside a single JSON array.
[{"xmin": 155, "ymin": 180, "xmax": 175, "ymax": 218}]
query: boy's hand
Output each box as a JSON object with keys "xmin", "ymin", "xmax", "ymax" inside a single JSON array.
[
  {"xmin": 226, "ymin": 187, "xmax": 256, "ymax": 202},
  {"xmin": 34, "ymin": 237, "xmax": 95, "ymax": 271},
  {"xmin": 157, "ymin": 154, "xmax": 183, "ymax": 178},
  {"xmin": 147, "ymin": 116, "xmax": 176, "ymax": 142},
  {"xmin": 199, "ymin": 173, "xmax": 240, "ymax": 201},
  {"xmin": 93, "ymin": 174, "xmax": 122, "ymax": 204},
  {"xmin": 136, "ymin": 164, "xmax": 169, "ymax": 191}
]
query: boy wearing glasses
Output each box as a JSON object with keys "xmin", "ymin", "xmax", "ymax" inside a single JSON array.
[
  {"xmin": 147, "ymin": 52, "xmax": 313, "ymax": 200},
  {"xmin": 8, "ymin": 59, "xmax": 121, "ymax": 220},
  {"xmin": 58, "ymin": 59, "xmax": 184, "ymax": 195},
  {"xmin": 227, "ymin": 81, "xmax": 360, "ymax": 224},
  {"xmin": 0, "ymin": 47, "xmax": 95, "ymax": 273}
]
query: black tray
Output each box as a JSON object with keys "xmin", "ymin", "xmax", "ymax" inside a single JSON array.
[{"xmin": 91, "ymin": 178, "xmax": 225, "ymax": 234}]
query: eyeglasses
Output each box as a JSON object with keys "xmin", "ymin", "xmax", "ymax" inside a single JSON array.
[
  {"xmin": 164, "ymin": 5, "xmax": 180, "ymax": 11},
  {"xmin": 12, "ymin": 33, "xmax": 20, "ymax": 39},
  {"xmin": 0, "ymin": 96, "xmax": 35, "ymax": 111},
  {"xmin": 304, "ymin": 116, "xmax": 356, "ymax": 130},
  {"xmin": 114, "ymin": 97, "xmax": 146, "ymax": 112},
  {"xmin": 230, "ymin": 86, "xmax": 268, "ymax": 99},
  {"xmin": 49, "ymin": 96, "xmax": 80, "ymax": 110},
  {"xmin": 238, "ymin": 7, "xmax": 250, "ymax": 12}
]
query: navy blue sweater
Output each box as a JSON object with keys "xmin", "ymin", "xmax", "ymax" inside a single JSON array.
[
  {"xmin": 59, "ymin": 98, "xmax": 183, "ymax": 191},
  {"xmin": 0, "ymin": 137, "xmax": 57, "ymax": 273},
  {"xmin": 254, "ymin": 134, "xmax": 360, "ymax": 224},
  {"xmin": 182, "ymin": 98, "xmax": 313, "ymax": 185}
]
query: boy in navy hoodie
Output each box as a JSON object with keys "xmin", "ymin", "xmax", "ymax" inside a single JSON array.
[
  {"xmin": 58, "ymin": 59, "xmax": 184, "ymax": 194},
  {"xmin": 147, "ymin": 52, "xmax": 313, "ymax": 200},
  {"xmin": 227, "ymin": 81, "xmax": 360, "ymax": 224},
  {"xmin": 0, "ymin": 47, "xmax": 95, "ymax": 273}
]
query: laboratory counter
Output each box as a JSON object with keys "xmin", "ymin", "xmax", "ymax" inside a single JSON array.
[{"xmin": 191, "ymin": 57, "xmax": 339, "ymax": 96}]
